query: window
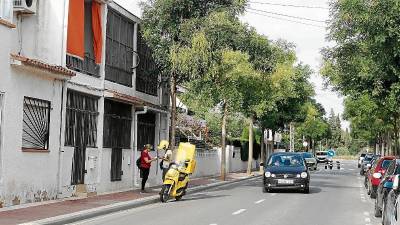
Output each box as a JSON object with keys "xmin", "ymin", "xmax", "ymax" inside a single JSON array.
[
  {"xmin": 65, "ymin": 90, "xmax": 98, "ymax": 147},
  {"xmin": 105, "ymin": 8, "xmax": 135, "ymax": 87},
  {"xmin": 110, "ymin": 148, "xmax": 122, "ymax": 181},
  {"xmin": 0, "ymin": 0, "xmax": 13, "ymax": 22},
  {"xmin": 22, "ymin": 97, "xmax": 51, "ymax": 150},
  {"xmin": 103, "ymin": 100, "xmax": 132, "ymax": 148},
  {"xmin": 66, "ymin": 1, "xmax": 100, "ymax": 77},
  {"xmin": 136, "ymin": 29, "xmax": 158, "ymax": 96}
]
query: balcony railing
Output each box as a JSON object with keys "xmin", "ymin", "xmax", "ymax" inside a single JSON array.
[{"xmin": 66, "ymin": 53, "xmax": 100, "ymax": 77}]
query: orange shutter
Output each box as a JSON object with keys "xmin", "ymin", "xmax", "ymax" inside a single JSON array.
[
  {"xmin": 66, "ymin": 0, "xmax": 85, "ymax": 59},
  {"xmin": 92, "ymin": 2, "xmax": 103, "ymax": 64}
]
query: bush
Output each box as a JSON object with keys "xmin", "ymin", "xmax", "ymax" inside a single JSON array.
[{"xmin": 336, "ymin": 146, "xmax": 351, "ymax": 156}]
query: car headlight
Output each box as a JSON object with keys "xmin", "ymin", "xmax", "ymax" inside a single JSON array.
[
  {"xmin": 265, "ymin": 172, "xmax": 271, "ymax": 177},
  {"xmin": 301, "ymin": 172, "xmax": 308, "ymax": 178}
]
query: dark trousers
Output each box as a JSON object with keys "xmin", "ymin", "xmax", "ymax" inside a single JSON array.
[
  {"xmin": 162, "ymin": 168, "xmax": 169, "ymax": 181},
  {"xmin": 141, "ymin": 168, "xmax": 150, "ymax": 190}
]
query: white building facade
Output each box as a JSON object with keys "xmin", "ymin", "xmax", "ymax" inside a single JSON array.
[{"xmin": 0, "ymin": 0, "xmax": 169, "ymax": 207}]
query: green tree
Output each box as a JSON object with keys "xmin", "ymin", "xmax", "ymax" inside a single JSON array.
[{"xmin": 140, "ymin": 0, "xmax": 247, "ymax": 148}]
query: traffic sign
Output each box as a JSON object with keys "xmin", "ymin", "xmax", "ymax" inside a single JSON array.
[{"xmin": 327, "ymin": 149, "xmax": 335, "ymax": 157}]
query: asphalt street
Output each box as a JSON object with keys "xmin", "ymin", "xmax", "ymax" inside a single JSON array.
[{"xmin": 70, "ymin": 161, "xmax": 380, "ymax": 225}]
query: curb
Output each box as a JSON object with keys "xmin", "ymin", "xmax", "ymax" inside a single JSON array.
[{"xmin": 22, "ymin": 175, "xmax": 261, "ymax": 225}]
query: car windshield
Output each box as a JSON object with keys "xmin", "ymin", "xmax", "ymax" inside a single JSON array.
[
  {"xmin": 302, "ymin": 153, "xmax": 313, "ymax": 158},
  {"xmin": 268, "ymin": 155, "xmax": 304, "ymax": 167},
  {"xmin": 364, "ymin": 155, "xmax": 374, "ymax": 161},
  {"xmin": 382, "ymin": 160, "xmax": 392, "ymax": 169},
  {"xmin": 316, "ymin": 152, "xmax": 327, "ymax": 156}
]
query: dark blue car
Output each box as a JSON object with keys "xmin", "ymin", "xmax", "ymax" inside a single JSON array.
[
  {"xmin": 263, "ymin": 152, "xmax": 310, "ymax": 194},
  {"xmin": 375, "ymin": 159, "xmax": 400, "ymax": 218}
]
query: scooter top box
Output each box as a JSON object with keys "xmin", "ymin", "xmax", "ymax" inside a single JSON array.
[{"xmin": 175, "ymin": 142, "xmax": 196, "ymax": 174}]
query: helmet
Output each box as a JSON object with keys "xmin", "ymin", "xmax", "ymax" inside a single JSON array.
[{"xmin": 158, "ymin": 140, "xmax": 169, "ymax": 150}]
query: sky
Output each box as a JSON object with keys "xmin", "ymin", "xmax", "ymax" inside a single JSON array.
[{"xmin": 115, "ymin": 0, "xmax": 349, "ymax": 129}]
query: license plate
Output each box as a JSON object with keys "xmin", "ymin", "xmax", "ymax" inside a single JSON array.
[{"xmin": 278, "ymin": 179, "xmax": 294, "ymax": 184}]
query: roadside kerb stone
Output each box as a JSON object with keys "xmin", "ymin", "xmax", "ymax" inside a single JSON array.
[{"xmin": 22, "ymin": 174, "xmax": 261, "ymax": 225}]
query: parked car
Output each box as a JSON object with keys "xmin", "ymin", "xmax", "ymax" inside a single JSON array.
[
  {"xmin": 375, "ymin": 159, "xmax": 400, "ymax": 217},
  {"xmin": 365, "ymin": 156, "xmax": 379, "ymax": 189},
  {"xmin": 316, "ymin": 151, "xmax": 328, "ymax": 163},
  {"xmin": 301, "ymin": 152, "xmax": 317, "ymax": 171},
  {"xmin": 360, "ymin": 154, "xmax": 375, "ymax": 175},
  {"xmin": 263, "ymin": 152, "xmax": 310, "ymax": 194},
  {"xmin": 358, "ymin": 152, "xmax": 367, "ymax": 168},
  {"xmin": 382, "ymin": 174, "xmax": 400, "ymax": 225},
  {"xmin": 367, "ymin": 156, "xmax": 396, "ymax": 199}
]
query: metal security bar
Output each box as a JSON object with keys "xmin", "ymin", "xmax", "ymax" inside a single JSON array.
[
  {"xmin": 65, "ymin": 91, "xmax": 99, "ymax": 147},
  {"xmin": 136, "ymin": 30, "xmax": 158, "ymax": 96},
  {"xmin": 22, "ymin": 97, "xmax": 51, "ymax": 150},
  {"xmin": 105, "ymin": 8, "xmax": 135, "ymax": 87},
  {"xmin": 103, "ymin": 100, "xmax": 132, "ymax": 148},
  {"xmin": 66, "ymin": 54, "xmax": 100, "ymax": 77},
  {"xmin": 110, "ymin": 148, "xmax": 122, "ymax": 181},
  {"xmin": 137, "ymin": 113, "xmax": 156, "ymax": 150}
]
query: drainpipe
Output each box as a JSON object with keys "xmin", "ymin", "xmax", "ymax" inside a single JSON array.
[
  {"xmin": 56, "ymin": 80, "xmax": 66, "ymax": 197},
  {"xmin": 133, "ymin": 106, "xmax": 147, "ymax": 187}
]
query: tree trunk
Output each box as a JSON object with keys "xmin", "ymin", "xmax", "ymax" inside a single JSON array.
[
  {"xmin": 247, "ymin": 116, "xmax": 254, "ymax": 175},
  {"xmin": 394, "ymin": 117, "xmax": 399, "ymax": 156},
  {"xmin": 169, "ymin": 75, "xmax": 177, "ymax": 149},
  {"xmin": 220, "ymin": 100, "xmax": 228, "ymax": 181},
  {"xmin": 260, "ymin": 127, "xmax": 265, "ymax": 173}
]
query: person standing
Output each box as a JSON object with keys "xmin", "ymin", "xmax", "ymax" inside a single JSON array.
[
  {"xmin": 158, "ymin": 140, "xmax": 172, "ymax": 181},
  {"xmin": 140, "ymin": 144, "xmax": 157, "ymax": 193}
]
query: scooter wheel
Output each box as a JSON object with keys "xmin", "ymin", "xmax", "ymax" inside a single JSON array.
[{"xmin": 160, "ymin": 184, "xmax": 171, "ymax": 203}]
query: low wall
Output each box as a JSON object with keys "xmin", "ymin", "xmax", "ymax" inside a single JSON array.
[{"xmin": 143, "ymin": 145, "xmax": 258, "ymax": 188}]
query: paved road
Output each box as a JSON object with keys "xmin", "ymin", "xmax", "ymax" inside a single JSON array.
[{"xmin": 70, "ymin": 161, "xmax": 380, "ymax": 225}]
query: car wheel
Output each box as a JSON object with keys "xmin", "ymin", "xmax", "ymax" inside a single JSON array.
[
  {"xmin": 371, "ymin": 189, "xmax": 377, "ymax": 199},
  {"xmin": 262, "ymin": 187, "xmax": 268, "ymax": 193},
  {"xmin": 303, "ymin": 186, "xmax": 310, "ymax": 194},
  {"xmin": 374, "ymin": 197, "xmax": 382, "ymax": 217}
]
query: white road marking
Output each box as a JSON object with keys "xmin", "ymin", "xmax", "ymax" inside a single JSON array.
[
  {"xmin": 232, "ymin": 209, "xmax": 247, "ymax": 215},
  {"xmin": 349, "ymin": 168, "xmax": 355, "ymax": 171},
  {"xmin": 271, "ymin": 193, "xmax": 277, "ymax": 196},
  {"xmin": 365, "ymin": 217, "xmax": 371, "ymax": 222},
  {"xmin": 255, "ymin": 199, "xmax": 265, "ymax": 204},
  {"xmin": 363, "ymin": 211, "xmax": 370, "ymax": 216}
]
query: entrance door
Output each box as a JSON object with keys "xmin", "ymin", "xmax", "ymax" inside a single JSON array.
[{"xmin": 65, "ymin": 90, "xmax": 98, "ymax": 185}]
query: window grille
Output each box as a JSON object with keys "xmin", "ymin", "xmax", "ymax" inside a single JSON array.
[
  {"xmin": 110, "ymin": 148, "xmax": 122, "ymax": 181},
  {"xmin": 65, "ymin": 91, "xmax": 99, "ymax": 147},
  {"xmin": 22, "ymin": 97, "xmax": 51, "ymax": 150},
  {"xmin": 103, "ymin": 100, "xmax": 132, "ymax": 148},
  {"xmin": 136, "ymin": 29, "xmax": 158, "ymax": 96},
  {"xmin": 105, "ymin": 8, "xmax": 135, "ymax": 87}
]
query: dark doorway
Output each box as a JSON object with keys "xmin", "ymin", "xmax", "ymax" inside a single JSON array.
[
  {"xmin": 137, "ymin": 113, "xmax": 156, "ymax": 151},
  {"xmin": 65, "ymin": 90, "xmax": 98, "ymax": 185}
]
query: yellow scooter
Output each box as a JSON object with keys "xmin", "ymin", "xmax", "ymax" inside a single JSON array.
[{"xmin": 160, "ymin": 142, "xmax": 196, "ymax": 202}]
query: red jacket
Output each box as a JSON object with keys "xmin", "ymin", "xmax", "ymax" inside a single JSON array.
[{"xmin": 140, "ymin": 150, "xmax": 152, "ymax": 169}]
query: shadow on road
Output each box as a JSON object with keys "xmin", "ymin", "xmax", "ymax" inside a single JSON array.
[{"xmin": 180, "ymin": 194, "xmax": 229, "ymax": 202}]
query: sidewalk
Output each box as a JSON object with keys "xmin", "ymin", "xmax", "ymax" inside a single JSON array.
[{"xmin": 0, "ymin": 172, "xmax": 257, "ymax": 225}]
